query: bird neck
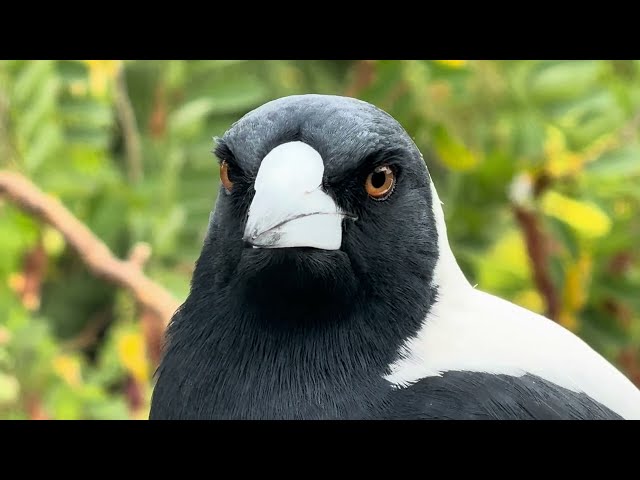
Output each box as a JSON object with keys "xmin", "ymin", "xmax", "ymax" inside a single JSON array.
[
  {"xmin": 429, "ymin": 180, "xmax": 471, "ymax": 290},
  {"xmin": 156, "ymin": 245, "xmax": 438, "ymax": 418}
]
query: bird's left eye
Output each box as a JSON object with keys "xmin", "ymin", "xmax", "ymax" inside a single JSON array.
[
  {"xmin": 220, "ymin": 161, "xmax": 234, "ymax": 192},
  {"xmin": 365, "ymin": 165, "xmax": 396, "ymax": 200}
]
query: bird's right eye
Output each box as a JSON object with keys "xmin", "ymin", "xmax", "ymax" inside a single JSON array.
[{"xmin": 220, "ymin": 161, "xmax": 234, "ymax": 193}]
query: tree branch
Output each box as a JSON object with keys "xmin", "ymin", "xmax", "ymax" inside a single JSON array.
[
  {"xmin": 0, "ymin": 170, "xmax": 180, "ymax": 327},
  {"xmin": 114, "ymin": 64, "xmax": 144, "ymax": 184},
  {"xmin": 513, "ymin": 205, "xmax": 561, "ymax": 321}
]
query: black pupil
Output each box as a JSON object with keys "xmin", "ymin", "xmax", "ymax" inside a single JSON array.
[{"xmin": 371, "ymin": 170, "xmax": 387, "ymax": 189}]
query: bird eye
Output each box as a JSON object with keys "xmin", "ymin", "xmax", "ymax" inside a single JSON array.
[
  {"xmin": 220, "ymin": 161, "xmax": 234, "ymax": 192},
  {"xmin": 365, "ymin": 165, "xmax": 395, "ymax": 200}
]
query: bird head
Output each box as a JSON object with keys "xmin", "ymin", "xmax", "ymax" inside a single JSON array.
[
  {"xmin": 198, "ymin": 95, "xmax": 442, "ymax": 321},
  {"xmin": 190, "ymin": 94, "xmax": 447, "ymax": 331}
]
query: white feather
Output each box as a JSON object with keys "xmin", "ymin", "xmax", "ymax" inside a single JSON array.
[{"xmin": 384, "ymin": 180, "xmax": 640, "ymax": 420}]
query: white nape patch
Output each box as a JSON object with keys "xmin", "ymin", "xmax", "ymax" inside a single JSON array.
[
  {"xmin": 244, "ymin": 141, "xmax": 345, "ymax": 250},
  {"xmin": 384, "ymin": 181, "xmax": 640, "ymax": 420}
]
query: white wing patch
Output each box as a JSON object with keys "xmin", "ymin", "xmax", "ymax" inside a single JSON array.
[{"xmin": 384, "ymin": 181, "xmax": 640, "ymax": 420}]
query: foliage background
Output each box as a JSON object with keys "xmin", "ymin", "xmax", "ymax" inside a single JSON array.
[{"xmin": 1, "ymin": 60, "xmax": 639, "ymax": 419}]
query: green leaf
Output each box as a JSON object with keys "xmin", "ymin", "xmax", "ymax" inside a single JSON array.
[
  {"xmin": 12, "ymin": 60, "xmax": 54, "ymax": 107},
  {"xmin": 48, "ymin": 385, "xmax": 82, "ymax": 420},
  {"xmin": 552, "ymin": 90, "xmax": 625, "ymax": 148},
  {"xmin": 432, "ymin": 125, "xmax": 481, "ymax": 171},
  {"xmin": 60, "ymin": 100, "xmax": 113, "ymax": 129},
  {"xmin": 55, "ymin": 60, "xmax": 88, "ymax": 84},
  {"xmin": 24, "ymin": 122, "xmax": 63, "ymax": 172},
  {"xmin": 511, "ymin": 112, "xmax": 546, "ymax": 162},
  {"xmin": 168, "ymin": 98, "xmax": 218, "ymax": 134},
  {"xmin": 585, "ymin": 146, "xmax": 640, "ymax": 178},
  {"xmin": 14, "ymin": 76, "xmax": 60, "ymax": 145},
  {"xmin": 86, "ymin": 397, "xmax": 130, "ymax": 420},
  {"xmin": 151, "ymin": 205, "xmax": 187, "ymax": 256},
  {"xmin": 529, "ymin": 61, "xmax": 603, "ymax": 104},
  {"xmin": 474, "ymin": 228, "xmax": 532, "ymax": 293}
]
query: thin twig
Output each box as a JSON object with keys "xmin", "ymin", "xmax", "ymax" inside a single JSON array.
[
  {"xmin": 114, "ymin": 64, "xmax": 143, "ymax": 183},
  {"xmin": 513, "ymin": 205, "xmax": 561, "ymax": 320},
  {"xmin": 0, "ymin": 170, "xmax": 180, "ymax": 327}
]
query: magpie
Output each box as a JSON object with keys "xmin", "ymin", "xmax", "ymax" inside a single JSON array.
[{"xmin": 149, "ymin": 94, "xmax": 640, "ymax": 420}]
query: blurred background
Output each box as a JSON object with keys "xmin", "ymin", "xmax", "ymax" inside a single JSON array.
[{"xmin": 0, "ymin": 60, "xmax": 639, "ymax": 419}]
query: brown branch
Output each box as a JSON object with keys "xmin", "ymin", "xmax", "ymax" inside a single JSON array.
[
  {"xmin": 0, "ymin": 170, "xmax": 180, "ymax": 327},
  {"xmin": 10, "ymin": 238, "xmax": 47, "ymax": 311},
  {"xmin": 114, "ymin": 64, "xmax": 143, "ymax": 183},
  {"xmin": 25, "ymin": 395, "xmax": 49, "ymax": 420},
  {"xmin": 124, "ymin": 374, "xmax": 145, "ymax": 415},
  {"xmin": 126, "ymin": 242, "xmax": 164, "ymax": 366},
  {"xmin": 617, "ymin": 348, "xmax": 640, "ymax": 388},
  {"xmin": 513, "ymin": 205, "xmax": 561, "ymax": 320},
  {"xmin": 149, "ymin": 84, "xmax": 168, "ymax": 139}
]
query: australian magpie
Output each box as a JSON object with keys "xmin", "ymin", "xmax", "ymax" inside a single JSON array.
[{"xmin": 149, "ymin": 94, "xmax": 640, "ymax": 420}]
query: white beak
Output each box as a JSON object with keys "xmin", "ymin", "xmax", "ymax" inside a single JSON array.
[{"xmin": 243, "ymin": 141, "xmax": 349, "ymax": 250}]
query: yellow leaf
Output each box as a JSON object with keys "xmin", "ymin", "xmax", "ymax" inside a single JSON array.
[
  {"xmin": 82, "ymin": 60, "xmax": 122, "ymax": 97},
  {"xmin": 435, "ymin": 60, "xmax": 467, "ymax": 68},
  {"xmin": 562, "ymin": 254, "xmax": 592, "ymax": 313},
  {"xmin": 544, "ymin": 125, "xmax": 567, "ymax": 156},
  {"xmin": 433, "ymin": 126, "xmax": 481, "ymax": 171},
  {"xmin": 543, "ymin": 126, "xmax": 585, "ymax": 178},
  {"xmin": 117, "ymin": 331, "xmax": 149, "ymax": 384},
  {"xmin": 53, "ymin": 354, "xmax": 82, "ymax": 388},
  {"xmin": 540, "ymin": 191, "xmax": 612, "ymax": 239},
  {"xmin": 491, "ymin": 230, "xmax": 531, "ymax": 275},
  {"xmin": 513, "ymin": 289, "xmax": 545, "ymax": 314},
  {"xmin": 546, "ymin": 152, "xmax": 584, "ymax": 178},
  {"xmin": 477, "ymin": 229, "xmax": 531, "ymax": 291}
]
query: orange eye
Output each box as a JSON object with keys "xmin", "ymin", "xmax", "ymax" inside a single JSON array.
[
  {"xmin": 365, "ymin": 165, "xmax": 395, "ymax": 200},
  {"xmin": 220, "ymin": 161, "xmax": 234, "ymax": 192}
]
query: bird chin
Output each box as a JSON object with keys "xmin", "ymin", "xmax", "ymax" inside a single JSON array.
[{"xmin": 233, "ymin": 247, "xmax": 358, "ymax": 321}]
